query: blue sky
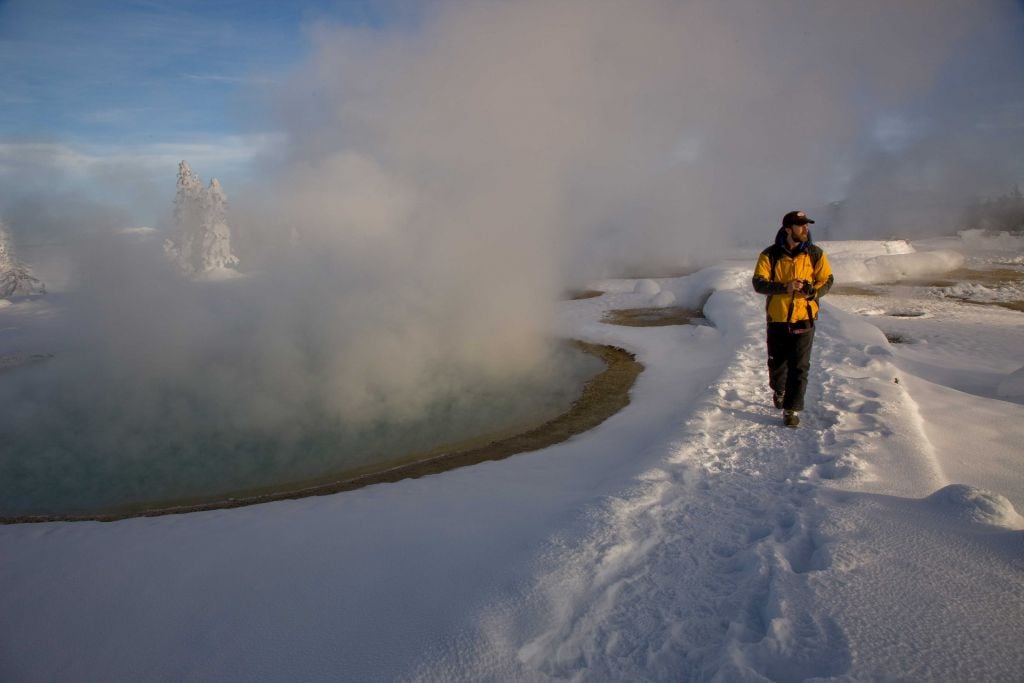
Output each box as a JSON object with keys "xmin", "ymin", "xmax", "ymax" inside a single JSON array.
[
  {"xmin": 0, "ymin": 0, "xmax": 403, "ymax": 144},
  {"xmin": 0, "ymin": 0, "xmax": 420, "ymax": 217},
  {"xmin": 1, "ymin": 0, "xmax": 1022, "ymax": 236}
]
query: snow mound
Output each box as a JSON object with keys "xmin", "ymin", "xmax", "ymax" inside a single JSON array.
[
  {"xmin": 925, "ymin": 484, "xmax": 1024, "ymax": 529},
  {"xmin": 651, "ymin": 290, "xmax": 676, "ymax": 307},
  {"xmin": 818, "ymin": 239, "xmax": 914, "ymax": 258},
  {"xmin": 957, "ymin": 229, "xmax": 1024, "ymax": 252},
  {"xmin": 940, "ymin": 282, "xmax": 997, "ymax": 298},
  {"xmin": 833, "ymin": 250, "xmax": 964, "ymax": 285},
  {"xmin": 934, "ymin": 279, "xmax": 1024, "ymax": 305},
  {"xmin": 633, "ymin": 279, "xmax": 660, "ymax": 296},
  {"xmin": 996, "ymin": 366, "xmax": 1024, "ymax": 401}
]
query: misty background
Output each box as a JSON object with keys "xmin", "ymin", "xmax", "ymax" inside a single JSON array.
[{"xmin": 1, "ymin": 0, "xmax": 1023, "ymax": 512}]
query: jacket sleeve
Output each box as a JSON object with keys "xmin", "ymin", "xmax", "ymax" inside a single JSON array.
[
  {"xmin": 752, "ymin": 252, "xmax": 787, "ymax": 295},
  {"xmin": 807, "ymin": 251, "xmax": 834, "ymax": 302}
]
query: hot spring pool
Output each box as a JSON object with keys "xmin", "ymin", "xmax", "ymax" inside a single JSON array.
[{"xmin": 0, "ymin": 342, "xmax": 607, "ymax": 520}]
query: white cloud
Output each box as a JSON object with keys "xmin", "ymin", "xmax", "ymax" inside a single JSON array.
[
  {"xmin": 0, "ymin": 134, "xmax": 284, "ymax": 183},
  {"xmin": 182, "ymin": 73, "xmax": 280, "ymax": 85}
]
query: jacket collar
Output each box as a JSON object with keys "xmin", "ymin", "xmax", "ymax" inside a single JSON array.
[{"xmin": 774, "ymin": 226, "xmax": 813, "ymax": 256}]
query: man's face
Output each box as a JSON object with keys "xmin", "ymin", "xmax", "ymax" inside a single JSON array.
[{"xmin": 786, "ymin": 223, "xmax": 809, "ymax": 243}]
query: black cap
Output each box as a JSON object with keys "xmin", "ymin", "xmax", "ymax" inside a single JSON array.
[{"xmin": 782, "ymin": 211, "xmax": 815, "ymax": 227}]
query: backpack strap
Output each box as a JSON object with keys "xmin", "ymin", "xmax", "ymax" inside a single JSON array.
[{"xmin": 806, "ymin": 244, "xmax": 821, "ymax": 270}]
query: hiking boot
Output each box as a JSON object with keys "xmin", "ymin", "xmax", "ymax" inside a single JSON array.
[
  {"xmin": 772, "ymin": 391, "xmax": 785, "ymax": 409},
  {"xmin": 783, "ymin": 410, "xmax": 800, "ymax": 428}
]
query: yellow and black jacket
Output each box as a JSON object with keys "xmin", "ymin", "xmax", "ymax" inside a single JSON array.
[{"xmin": 752, "ymin": 229, "xmax": 834, "ymax": 326}]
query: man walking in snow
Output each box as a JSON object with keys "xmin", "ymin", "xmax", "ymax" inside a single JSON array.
[{"xmin": 752, "ymin": 211, "xmax": 834, "ymax": 427}]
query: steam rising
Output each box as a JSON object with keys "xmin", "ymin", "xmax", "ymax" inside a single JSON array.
[{"xmin": 2, "ymin": 0, "xmax": 1023, "ymax": 512}]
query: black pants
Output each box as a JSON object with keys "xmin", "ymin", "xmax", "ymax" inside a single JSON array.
[{"xmin": 766, "ymin": 323, "xmax": 815, "ymax": 412}]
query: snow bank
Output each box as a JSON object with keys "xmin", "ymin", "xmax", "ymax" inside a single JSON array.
[
  {"xmin": 953, "ymin": 230, "xmax": 1024, "ymax": 267},
  {"xmin": 625, "ymin": 277, "xmax": 681, "ymax": 307},
  {"xmin": 633, "ymin": 278, "xmax": 661, "ymax": 296},
  {"xmin": 651, "ymin": 290, "xmax": 676, "ymax": 307},
  {"xmin": 832, "ymin": 250, "xmax": 964, "ymax": 285},
  {"xmin": 584, "ymin": 266, "xmax": 722, "ymax": 311},
  {"xmin": 819, "ymin": 238, "xmax": 962, "ymax": 285},
  {"xmin": 818, "ymin": 239, "xmax": 914, "ymax": 258},
  {"xmin": 937, "ymin": 280, "xmax": 1024, "ymax": 304},
  {"xmin": 957, "ymin": 229, "xmax": 1024, "ymax": 253},
  {"xmin": 997, "ymin": 366, "xmax": 1024, "ymax": 401},
  {"xmin": 925, "ymin": 484, "xmax": 1024, "ymax": 529}
]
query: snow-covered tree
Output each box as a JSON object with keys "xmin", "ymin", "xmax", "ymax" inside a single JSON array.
[
  {"xmin": 164, "ymin": 161, "xmax": 240, "ymax": 276},
  {"xmin": 201, "ymin": 178, "xmax": 239, "ymax": 270},
  {"xmin": 0, "ymin": 220, "xmax": 45, "ymax": 298}
]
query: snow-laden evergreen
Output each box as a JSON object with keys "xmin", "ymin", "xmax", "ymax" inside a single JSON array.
[
  {"xmin": 0, "ymin": 220, "xmax": 45, "ymax": 298},
  {"xmin": 164, "ymin": 161, "xmax": 240, "ymax": 277}
]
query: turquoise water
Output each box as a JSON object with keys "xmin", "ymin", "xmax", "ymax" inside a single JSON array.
[{"xmin": 0, "ymin": 344, "xmax": 602, "ymax": 518}]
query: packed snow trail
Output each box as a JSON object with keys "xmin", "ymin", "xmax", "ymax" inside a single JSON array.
[
  {"xmin": 450, "ymin": 267, "xmax": 1021, "ymax": 681},
  {"xmin": 2, "ymin": 258, "xmax": 1022, "ymax": 682}
]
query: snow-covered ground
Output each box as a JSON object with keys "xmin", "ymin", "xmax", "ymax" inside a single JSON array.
[{"xmin": 2, "ymin": 235, "xmax": 1022, "ymax": 681}]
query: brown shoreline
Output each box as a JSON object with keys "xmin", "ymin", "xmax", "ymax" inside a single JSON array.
[
  {"xmin": 602, "ymin": 306, "xmax": 703, "ymax": 327},
  {"xmin": 1, "ymin": 341, "xmax": 642, "ymax": 525}
]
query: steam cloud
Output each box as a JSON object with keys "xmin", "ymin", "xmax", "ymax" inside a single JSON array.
[
  {"xmin": 258, "ymin": 0, "xmax": 1023, "ymax": 252},
  {"xmin": 2, "ymin": 0, "xmax": 1023, "ymax": 512}
]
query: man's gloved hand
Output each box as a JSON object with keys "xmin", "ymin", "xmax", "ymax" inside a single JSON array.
[{"xmin": 788, "ymin": 279, "xmax": 816, "ymax": 298}]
